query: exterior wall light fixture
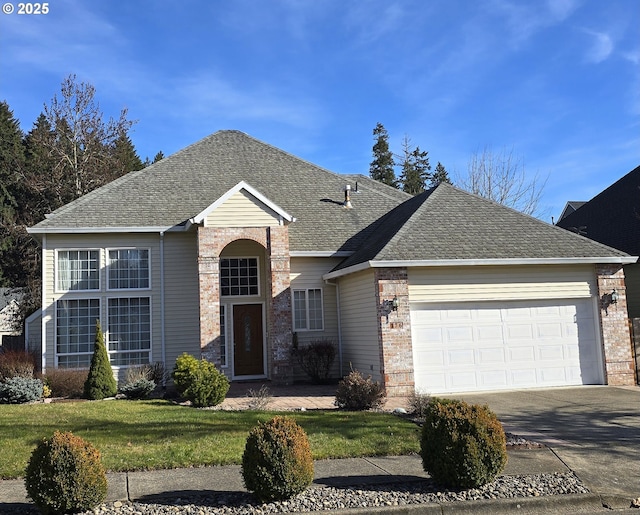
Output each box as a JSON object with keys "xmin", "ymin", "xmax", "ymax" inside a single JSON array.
[{"xmin": 611, "ymin": 289, "xmax": 618, "ymax": 304}]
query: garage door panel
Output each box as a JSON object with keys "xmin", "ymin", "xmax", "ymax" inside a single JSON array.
[{"xmin": 411, "ymin": 298, "xmax": 604, "ymax": 393}]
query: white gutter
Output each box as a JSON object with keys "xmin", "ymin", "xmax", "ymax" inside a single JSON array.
[
  {"xmin": 323, "ymin": 256, "xmax": 640, "ymax": 280},
  {"xmin": 160, "ymin": 231, "xmax": 167, "ymax": 385},
  {"xmin": 27, "ymin": 226, "xmax": 179, "ymax": 235}
]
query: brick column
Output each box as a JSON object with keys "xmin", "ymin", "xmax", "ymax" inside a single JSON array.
[
  {"xmin": 197, "ymin": 228, "xmax": 222, "ymax": 366},
  {"xmin": 595, "ymin": 264, "xmax": 635, "ymax": 386},
  {"xmin": 374, "ymin": 268, "xmax": 415, "ymax": 398},
  {"xmin": 267, "ymin": 226, "xmax": 293, "ymax": 384}
]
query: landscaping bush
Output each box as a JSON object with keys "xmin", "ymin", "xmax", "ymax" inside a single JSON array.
[
  {"xmin": 0, "ymin": 349, "xmax": 36, "ymax": 380},
  {"xmin": 172, "ymin": 353, "xmax": 229, "ymax": 408},
  {"xmin": 24, "ymin": 431, "xmax": 107, "ymax": 514},
  {"xmin": 242, "ymin": 416, "xmax": 314, "ymax": 502},
  {"xmin": 44, "ymin": 368, "xmax": 88, "ymax": 398},
  {"xmin": 292, "ymin": 339, "xmax": 336, "ymax": 384},
  {"xmin": 119, "ymin": 378, "xmax": 156, "ymax": 399},
  {"xmin": 0, "ymin": 376, "xmax": 43, "ymax": 404},
  {"xmin": 408, "ymin": 391, "xmax": 432, "ymax": 418},
  {"xmin": 334, "ymin": 369, "xmax": 386, "ymax": 410},
  {"xmin": 84, "ymin": 321, "xmax": 117, "ymax": 400},
  {"xmin": 420, "ymin": 398, "xmax": 507, "ymax": 488}
]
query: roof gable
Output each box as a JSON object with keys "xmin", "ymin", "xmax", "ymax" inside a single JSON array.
[{"xmin": 191, "ymin": 181, "xmax": 295, "ymax": 227}]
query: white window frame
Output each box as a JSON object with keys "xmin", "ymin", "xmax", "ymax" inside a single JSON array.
[
  {"xmin": 55, "ymin": 298, "xmax": 101, "ymax": 368},
  {"xmin": 293, "ymin": 288, "xmax": 324, "ymax": 331},
  {"xmin": 106, "ymin": 296, "xmax": 152, "ymax": 367},
  {"xmin": 55, "ymin": 249, "xmax": 101, "ymax": 292},
  {"xmin": 220, "ymin": 256, "xmax": 260, "ymax": 297},
  {"xmin": 106, "ymin": 248, "xmax": 151, "ymax": 291}
]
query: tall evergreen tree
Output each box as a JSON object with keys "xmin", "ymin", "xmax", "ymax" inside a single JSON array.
[
  {"xmin": 152, "ymin": 151, "xmax": 164, "ymax": 163},
  {"xmin": 112, "ymin": 133, "xmax": 144, "ymax": 174},
  {"xmin": 0, "ymin": 101, "xmax": 26, "ymax": 287},
  {"xmin": 369, "ymin": 123, "xmax": 397, "ymax": 188},
  {"xmin": 430, "ymin": 161, "xmax": 452, "ymax": 187},
  {"xmin": 398, "ymin": 136, "xmax": 431, "ymax": 195}
]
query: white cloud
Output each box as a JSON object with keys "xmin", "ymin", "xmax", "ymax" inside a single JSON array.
[{"xmin": 582, "ymin": 29, "xmax": 614, "ymax": 63}]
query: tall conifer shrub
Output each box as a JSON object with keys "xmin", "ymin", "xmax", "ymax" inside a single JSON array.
[{"xmin": 83, "ymin": 321, "xmax": 117, "ymax": 400}]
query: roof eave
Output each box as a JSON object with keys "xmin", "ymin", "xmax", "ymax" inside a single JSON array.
[
  {"xmin": 26, "ymin": 226, "xmax": 180, "ymax": 235},
  {"xmin": 323, "ymin": 256, "xmax": 639, "ymax": 280}
]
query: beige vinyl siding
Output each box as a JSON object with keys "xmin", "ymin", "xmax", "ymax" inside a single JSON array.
[
  {"xmin": 290, "ymin": 257, "xmax": 341, "ymax": 381},
  {"xmin": 25, "ymin": 312, "xmax": 42, "ymax": 357},
  {"xmin": 336, "ymin": 270, "xmax": 381, "ymax": 381},
  {"xmin": 408, "ymin": 265, "xmax": 597, "ymax": 303},
  {"xmin": 42, "ymin": 233, "xmax": 162, "ymax": 375},
  {"xmin": 163, "ymin": 232, "xmax": 200, "ymax": 371},
  {"xmin": 623, "ymin": 263, "xmax": 640, "ymax": 320},
  {"xmin": 206, "ymin": 190, "xmax": 281, "ymax": 227}
]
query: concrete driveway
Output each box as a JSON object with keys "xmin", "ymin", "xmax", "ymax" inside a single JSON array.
[{"xmin": 444, "ymin": 385, "xmax": 640, "ymax": 510}]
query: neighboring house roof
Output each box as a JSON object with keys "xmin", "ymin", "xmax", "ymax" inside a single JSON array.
[
  {"xmin": 0, "ymin": 288, "xmax": 22, "ymax": 312},
  {"xmin": 558, "ymin": 201, "xmax": 587, "ymax": 222},
  {"xmin": 556, "ymin": 165, "xmax": 640, "ymax": 256},
  {"xmin": 0, "ymin": 288, "xmax": 22, "ymax": 332},
  {"xmin": 28, "ymin": 130, "xmax": 410, "ymax": 254},
  {"xmin": 327, "ymin": 182, "xmax": 634, "ymax": 277}
]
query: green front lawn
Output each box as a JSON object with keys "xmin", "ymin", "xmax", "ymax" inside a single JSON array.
[{"xmin": 0, "ymin": 400, "xmax": 420, "ymax": 479}]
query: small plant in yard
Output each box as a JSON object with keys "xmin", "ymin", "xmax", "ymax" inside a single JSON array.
[
  {"xmin": 0, "ymin": 349, "xmax": 36, "ymax": 380},
  {"xmin": 420, "ymin": 398, "xmax": 507, "ymax": 488},
  {"xmin": 119, "ymin": 378, "xmax": 156, "ymax": 399},
  {"xmin": 172, "ymin": 353, "xmax": 229, "ymax": 407},
  {"xmin": 25, "ymin": 431, "xmax": 107, "ymax": 515},
  {"xmin": 242, "ymin": 416, "xmax": 314, "ymax": 502},
  {"xmin": 408, "ymin": 391, "xmax": 432, "ymax": 418},
  {"xmin": 0, "ymin": 376, "xmax": 44, "ymax": 404},
  {"xmin": 291, "ymin": 338, "xmax": 336, "ymax": 384},
  {"xmin": 84, "ymin": 321, "xmax": 117, "ymax": 400},
  {"xmin": 44, "ymin": 368, "xmax": 88, "ymax": 398},
  {"xmin": 334, "ymin": 369, "xmax": 386, "ymax": 410},
  {"xmin": 246, "ymin": 384, "xmax": 271, "ymax": 410}
]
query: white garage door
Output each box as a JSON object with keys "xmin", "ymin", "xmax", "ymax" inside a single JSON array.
[{"xmin": 411, "ymin": 299, "xmax": 604, "ymax": 393}]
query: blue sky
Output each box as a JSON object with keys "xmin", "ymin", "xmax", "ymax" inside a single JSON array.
[{"xmin": 1, "ymin": 0, "xmax": 638, "ymax": 221}]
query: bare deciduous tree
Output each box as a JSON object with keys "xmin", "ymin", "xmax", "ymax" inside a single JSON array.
[{"xmin": 457, "ymin": 147, "xmax": 547, "ymax": 217}]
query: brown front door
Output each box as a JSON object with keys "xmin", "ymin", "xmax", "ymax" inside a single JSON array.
[{"xmin": 233, "ymin": 304, "xmax": 264, "ymax": 376}]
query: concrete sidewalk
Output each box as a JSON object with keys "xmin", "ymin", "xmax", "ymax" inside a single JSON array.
[{"xmin": 1, "ymin": 385, "xmax": 638, "ymax": 514}]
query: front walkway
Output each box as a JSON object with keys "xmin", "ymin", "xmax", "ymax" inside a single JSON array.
[{"xmin": 219, "ymin": 382, "xmax": 409, "ymax": 411}]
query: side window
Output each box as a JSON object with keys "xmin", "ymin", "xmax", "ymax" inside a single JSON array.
[
  {"xmin": 108, "ymin": 249, "xmax": 150, "ymax": 289},
  {"xmin": 293, "ymin": 288, "xmax": 323, "ymax": 331}
]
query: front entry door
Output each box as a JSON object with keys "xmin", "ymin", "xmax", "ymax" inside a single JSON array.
[{"xmin": 233, "ymin": 304, "xmax": 265, "ymax": 377}]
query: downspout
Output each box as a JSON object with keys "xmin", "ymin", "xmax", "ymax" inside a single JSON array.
[
  {"xmin": 40, "ymin": 235, "xmax": 47, "ymax": 374},
  {"xmin": 160, "ymin": 231, "xmax": 166, "ymax": 386}
]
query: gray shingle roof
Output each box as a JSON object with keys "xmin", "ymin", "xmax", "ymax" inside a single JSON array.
[
  {"xmin": 333, "ymin": 182, "xmax": 632, "ymax": 271},
  {"xmin": 29, "ymin": 130, "xmax": 410, "ymax": 253}
]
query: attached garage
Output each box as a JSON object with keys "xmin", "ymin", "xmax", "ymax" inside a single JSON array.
[
  {"xmin": 411, "ymin": 298, "xmax": 604, "ymax": 393},
  {"xmin": 408, "ymin": 265, "xmax": 605, "ymax": 394}
]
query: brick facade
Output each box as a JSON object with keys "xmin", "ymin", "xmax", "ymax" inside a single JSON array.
[
  {"xmin": 197, "ymin": 226, "xmax": 293, "ymax": 383},
  {"xmin": 374, "ymin": 268, "xmax": 415, "ymax": 397},
  {"xmin": 595, "ymin": 264, "xmax": 636, "ymax": 386}
]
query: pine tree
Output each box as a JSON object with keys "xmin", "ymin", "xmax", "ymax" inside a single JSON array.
[
  {"xmin": 0, "ymin": 101, "xmax": 26, "ymax": 287},
  {"xmin": 369, "ymin": 123, "xmax": 397, "ymax": 188},
  {"xmin": 84, "ymin": 321, "xmax": 117, "ymax": 400},
  {"xmin": 430, "ymin": 161, "xmax": 452, "ymax": 187},
  {"xmin": 152, "ymin": 151, "xmax": 164, "ymax": 163},
  {"xmin": 112, "ymin": 133, "xmax": 144, "ymax": 174},
  {"xmin": 398, "ymin": 136, "xmax": 431, "ymax": 195}
]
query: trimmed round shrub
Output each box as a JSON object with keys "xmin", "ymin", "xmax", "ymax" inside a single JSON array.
[
  {"xmin": 171, "ymin": 353, "xmax": 229, "ymax": 407},
  {"xmin": 242, "ymin": 416, "xmax": 314, "ymax": 502},
  {"xmin": 25, "ymin": 431, "xmax": 107, "ymax": 514},
  {"xmin": 334, "ymin": 369, "xmax": 386, "ymax": 410},
  {"xmin": 420, "ymin": 398, "xmax": 507, "ymax": 488},
  {"xmin": 119, "ymin": 378, "xmax": 156, "ymax": 399},
  {"xmin": 0, "ymin": 376, "xmax": 44, "ymax": 404}
]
